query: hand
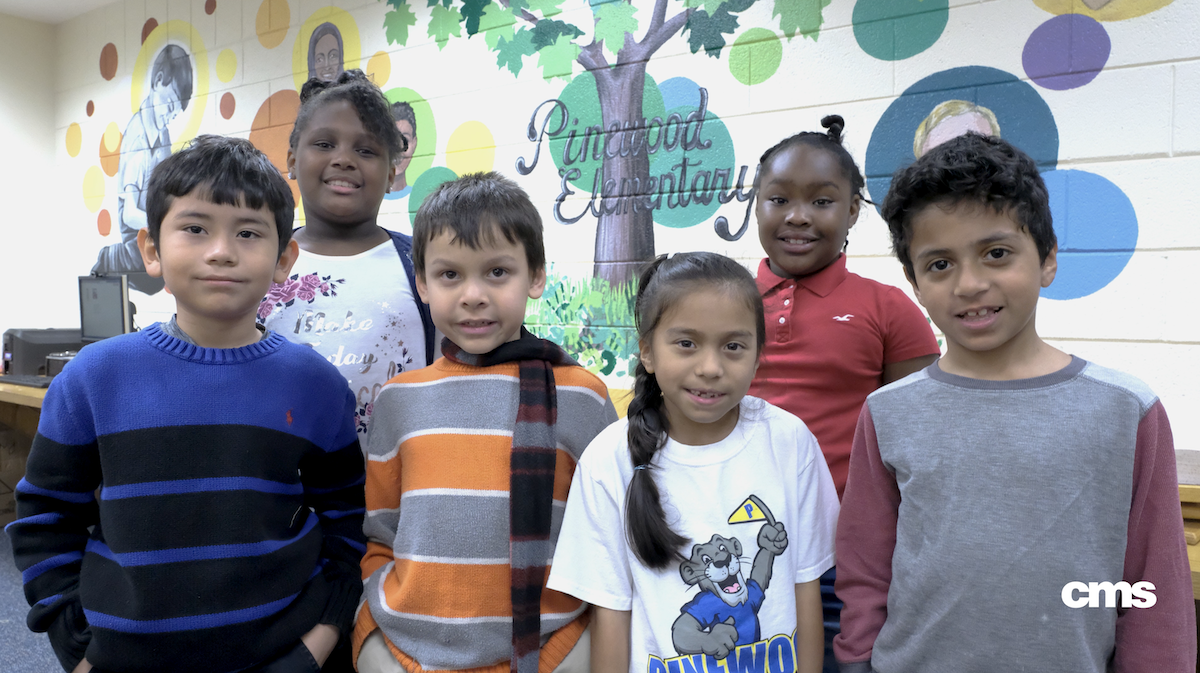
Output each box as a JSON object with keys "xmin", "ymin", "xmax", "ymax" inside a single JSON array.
[
  {"xmin": 71, "ymin": 659, "xmax": 92, "ymax": 673},
  {"xmin": 757, "ymin": 521, "xmax": 788, "ymax": 555},
  {"xmin": 701, "ymin": 617, "xmax": 739, "ymax": 659},
  {"xmin": 300, "ymin": 623, "xmax": 340, "ymax": 667}
]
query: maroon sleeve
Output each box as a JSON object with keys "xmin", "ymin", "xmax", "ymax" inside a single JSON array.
[
  {"xmin": 1113, "ymin": 400, "xmax": 1196, "ymax": 673},
  {"xmin": 880, "ymin": 286, "xmax": 940, "ymax": 365},
  {"xmin": 833, "ymin": 403, "xmax": 898, "ymax": 670}
]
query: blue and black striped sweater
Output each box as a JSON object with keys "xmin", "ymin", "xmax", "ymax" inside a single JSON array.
[{"xmin": 7, "ymin": 323, "xmax": 367, "ymax": 673}]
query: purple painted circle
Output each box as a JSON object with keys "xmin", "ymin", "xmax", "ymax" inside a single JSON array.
[{"xmin": 1023, "ymin": 14, "xmax": 1111, "ymax": 91}]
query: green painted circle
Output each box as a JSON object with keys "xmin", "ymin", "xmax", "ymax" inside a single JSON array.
[
  {"xmin": 408, "ymin": 166, "xmax": 459, "ymax": 225},
  {"xmin": 648, "ymin": 106, "xmax": 735, "ymax": 229},
  {"xmin": 728, "ymin": 28, "xmax": 782, "ymax": 85},
  {"xmin": 550, "ymin": 71, "xmax": 666, "ymax": 192},
  {"xmin": 852, "ymin": 0, "xmax": 949, "ymax": 61},
  {"xmin": 384, "ymin": 87, "xmax": 436, "ymax": 188}
]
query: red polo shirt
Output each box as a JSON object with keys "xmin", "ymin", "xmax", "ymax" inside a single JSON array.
[{"xmin": 749, "ymin": 255, "xmax": 939, "ymax": 497}]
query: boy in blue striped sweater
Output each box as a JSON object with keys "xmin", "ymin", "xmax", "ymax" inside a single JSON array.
[{"xmin": 7, "ymin": 135, "xmax": 366, "ymax": 673}]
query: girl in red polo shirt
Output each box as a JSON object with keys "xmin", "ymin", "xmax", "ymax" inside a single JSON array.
[{"xmin": 748, "ymin": 115, "xmax": 941, "ymax": 673}]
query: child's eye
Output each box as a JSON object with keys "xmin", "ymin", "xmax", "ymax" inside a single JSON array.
[
  {"xmin": 725, "ymin": 342, "xmax": 745, "ymax": 352},
  {"xmin": 489, "ymin": 267, "xmax": 508, "ymax": 278},
  {"xmin": 986, "ymin": 248, "xmax": 1009, "ymax": 260},
  {"xmin": 927, "ymin": 260, "xmax": 950, "ymax": 272},
  {"xmin": 676, "ymin": 339, "xmax": 695, "ymax": 349},
  {"xmin": 183, "ymin": 225, "xmax": 204, "ymax": 235},
  {"xmin": 769, "ymin": 197, "xmax": 787, "ymax": 205},
  {"xmin": 440, "ymin": 270, "xmax": 458, "ymax": 280},
  {"xmin": 814, "ymin": 198, "xmax": 833, "ymax": 206},
  {"xmin": 237, "ymin": 230, "xmax": 261, "ymax": 239},
  {"xmin": 313, "ymin": 140, "xmax": 333, "ymax": 149}
]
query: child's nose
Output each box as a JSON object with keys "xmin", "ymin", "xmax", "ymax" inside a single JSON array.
[
  {"xmin": 696, "ymin": 348, "xmax": 723, "ymax": 377},
  {"xmin": 954, "ymin": 263, "xmax": 989, "ymax": 296}
]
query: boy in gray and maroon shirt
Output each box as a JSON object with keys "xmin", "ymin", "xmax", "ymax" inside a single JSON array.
[{"xmin": 834, "ymin": 134, "xmax": 1194, "ymax": 673}]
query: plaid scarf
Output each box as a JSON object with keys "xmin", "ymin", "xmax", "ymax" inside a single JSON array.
[{"xmin": 441, "ymin": 328, "xmax": 577, "ymax": 673}]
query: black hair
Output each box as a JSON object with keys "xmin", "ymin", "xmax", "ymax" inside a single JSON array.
[
  {"xmin": 306, "ymin": 22, "xmax": 344, "ymax": 82},
  {"xmin": 146, "ymin": 134, "xmax": 295, "ymax": 256},
  {"xmin": 150, "ymin": 44, "xmax": 193, "ymax": 111},
  {"xmin": 755, "ymin": 115, "xmax": 868, "ymax": 203},
  {"xmin": 881, "ymin": 133, "xmax": 1056, "ymax": 280},
  {"xmin": 411, "ymin": 171, "xmax": 545, "ymax": 278},
  {"xmin": 391, "ymin": 101, "xmax": 417, "ymax": 136},
  {"xmin": 288, "ymin": 69, "xmax": 404, "ymax": 163},
  {"xmin": 625, "ymin": 252, "xmax": 766, "ymax": 569}
]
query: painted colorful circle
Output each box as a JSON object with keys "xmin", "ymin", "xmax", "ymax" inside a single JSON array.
[
  {"xmin": 217, "ymin": 48, "xmax": 238, "ymax": 83},
  {"xmin": 729, "ymin": 28, "xmax": 782, "ymax": 86},
  {"xmin": 100, "ymin": 43, "xmax": 118, "ymax": 81},
  {"xmin": 853, "ymin": 0, "xmax": 949, "ymax": 61},
  {"xmin": 445, "ymin": 122, "xmax": 496, "ymax": 176},
  {"xmin": 83, "ymin": 166, "xmax": 105, "ymax": 213},
  {"xmin": 97, "ymin": 209, "xmax": 112, "ymax": 236},
  {"xmin": 131, "ymin": 21, "xmax": 210, "ymax": 153},
  {"xmin": 1033, "ymin": 0, "xmax": 1173, "ymax": 21},
  {"xmin": 865, "ymin": 66, "xmax": 1059, "ymax": 206},
  {"xmin": 256, "ymin": 0, "xmax": 289, "ymax": 50},
  {"xmin": 86, "ymin": 100, "xmax": 95, "ymax": 116},
  {"xmin": 384, "ymin": 87, "xmax": 437, "ymax": 203},
  {"xmin": 647, "ymin": 78, "xmax": 736, "ymax": 229},
  {"xmin": 1023, "ymin": 14, "xmax": 1110, "ymax": 91},
  {"xmin": 249, "ymin": 90, "xmax": 301, "ymax": 207},
  {"xmin": 66, "ymin": 123, "xmax": 82, "ymax": 157},
  {"xmin": 1040, "ymin": 169, "xmax": 1137, "ymax": 300},
  {"xmin": 220, "ymin": 92, "xmax": 236, "ymax": 119},
  {"xmin": 367, "ymin": 51, "xmax": 391, "ymax": 87},
  {"xmin": 408, "ymin": 167, "xmax": 459, "ymax": 226},
  {"xmin": 205, "ymin": 0, "xmax": 217, "ymax": 16},
  {"xmin": 100, "ymin": 123, "xmax": 122, "ymax": 177},
  {"xmin": 292, "ymin": 8, "xmax": 361, "ymax": 92},
  {"xmin": 142, "ymin": 19, "xmax": 158, "ymax": 45},
  {"xmin": 549, "ymin": 71, "xmax": 666, "ymax": 193}
]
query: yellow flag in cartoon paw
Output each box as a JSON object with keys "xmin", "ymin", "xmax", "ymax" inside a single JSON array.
[{"xmin": 728, "ymin": 496, "xmax": 769, "ymax": 524}]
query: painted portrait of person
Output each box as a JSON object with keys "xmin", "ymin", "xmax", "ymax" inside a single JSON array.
[
  {"xmin": 389, "ymin": 101, "xmax": 418, "ymax": 197},
  {"xmin": 92, "ymin": 43, "xmax": 193, "ymax": 294},
  {"xmin": 307, "ymin": 22, "xmax": 344, "ymax": 83},
  {"xmin": 912, "ymin": 100, "xmax": 1001, "ymax": 158}
]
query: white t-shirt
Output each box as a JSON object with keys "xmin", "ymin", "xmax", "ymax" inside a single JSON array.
[
  {"xmin": 548, "ymin": 397, "xmax": 838, "ymax": 673},
  {"xmin": 260, "ymin": 238, "xmax": 427, "ymax": 438}
]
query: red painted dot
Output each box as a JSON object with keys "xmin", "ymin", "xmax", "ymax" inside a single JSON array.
[
  {"xmin": 205, "ymin": 0, "xmax": 217, "ymax": 15},
  {"xmin": 86, "ymin": 101, "xmax": 95, "ymax": 117},
  {"xmin": 97, "ymin": 210, "xmax": 112, "ymax": 236},
  {"xmin": 142, "ymin": 19, "xmax": 158, "ymax": 45},
  {"xmin": 99, "ymin": 43, "xmax": 118, "ymax": 81},
  {"xmin": 220, "ymin": 92, "xmax": 236, "ymax": 120}
]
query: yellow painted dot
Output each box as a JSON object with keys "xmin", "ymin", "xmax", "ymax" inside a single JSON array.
[
  {"xmin": 217, "ymin": 48, "xmax": 238, "ymax": 83},
  {"xmin": 1033, "ymin": 0, "xmax": 1172, "ymax": 21},
  {"xmin": 367, "ymin": 51, "xmax": 391, "ymax": 87},
  {"xmin": 256, "ymin": 0, "xmax": 290, "ymax": 49},
  {"xmin": 103, "ymin": 122, "xmax": 121, "ymax": 152},
  {"xmin": 445, "ymin": 122, "xmax": 496, "ymax": 176},
  {"xmin": 66, "ymin": 123, "xmax": 82, "ymax": 157},
  {"xmin": 83, "ymin": 166, "xmax": 106, "ymax": 213}
]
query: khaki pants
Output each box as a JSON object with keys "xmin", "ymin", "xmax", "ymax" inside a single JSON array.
[{"xmin": 357, "ymin": 627, "xmax": 591, "ymax": 673}]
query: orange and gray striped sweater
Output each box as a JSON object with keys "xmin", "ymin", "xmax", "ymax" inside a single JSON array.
[{"xmin": 354, "ymin": 356, "xmax": 618, "ymax": 673}]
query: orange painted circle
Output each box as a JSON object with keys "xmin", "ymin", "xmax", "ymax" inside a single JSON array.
[
  {"xmin": 220, "ymin": 92, "xmax": 236, "ymax": 119},
  {"xmin": 97, "ymin": 210, "xmax": 112, "ymax": 236},
  {"xmin": 99, "ymin": 43, "xmax": 118, "ymax": 81},
  {"xmin": 205, "ymin": 0, "xmax": 217, "ymax": 15},
  {"xmin": 256, "ymin": 0, "xmax": 290, "ymax": 50},
  {"xmin": 99, "ymin": 124, "xmax": 122, "ymax": 177},
  {"xmin": 249, "ymin": 89, "xmax": 301, "ymax": 207},
  {"xmin": 142, "ymin": 19, "xmax": 158, "ymax": 44},
  {"xmin": 86, "ymin": 100, "xmax": 95, "ymax": 116}
]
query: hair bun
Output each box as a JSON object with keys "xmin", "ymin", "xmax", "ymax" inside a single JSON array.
[
  {"xmin": 821, "ymin": 114, "xmax": 845, "ymax": 144},
  {"xmin": 299, "ymin": 77, "xmax": 332, "ymax": 104}
]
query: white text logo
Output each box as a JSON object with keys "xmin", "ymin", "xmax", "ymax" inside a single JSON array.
[{"xmin": 1061, "ymin": 581, "xmax": 1156, "ymax": 608}]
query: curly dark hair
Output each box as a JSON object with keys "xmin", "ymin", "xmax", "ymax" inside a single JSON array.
[
  {"xmin": 755, "ymin": 114, "xmax": 868, "ymax": 203},
  {"xmin": 881, "ymin": 133, "xmax": 1055, "ymax": 279},
  {"xmin": 288, "ymin": 69, "xmax": 404, "ymax": 162}
]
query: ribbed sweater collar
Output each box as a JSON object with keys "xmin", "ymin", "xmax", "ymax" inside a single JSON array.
[{"xmin": 141, "ymin": 322, "xmax": 288, "ymax": 364}]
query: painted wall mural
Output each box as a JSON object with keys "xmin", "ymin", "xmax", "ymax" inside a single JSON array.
[{"xmin": 55, "ymin": 0, "xmax": 1197, "ymax": 439}]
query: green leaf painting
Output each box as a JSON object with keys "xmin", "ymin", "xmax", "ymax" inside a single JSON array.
[
  {"xmin": 383, "ymin": 1, "xmax": 419, "ymax": 46},
  {"xmin": 495, "ymin": 28, "xmax": 537, "ymax": 76},
  {"xmin": 775, "ymin": 0, "xmax": 831, "ymax": 40},
  {"xmin": 461, "ymin": 0, "xmax": 492, "ymax": 35},
  {"xmin": 684, "ymin": 0, "xmax": 754, "ymax": 57},
  {"xmin": 537, "ymin": 34, "xmax": 580, "ymax": 80},
  {"xmin": 594, "ymin": 1, "xmax": 638, "ymax": 57},
  {"xmin": 526, "ymin": 0, "xmax": 567, "ymax": 17},
  {"xmin": 529, "ymin": 18, "xmax": 584, "ymax": 51},
  {"xmin": 428, "ymin": 4, "xmax": 464, "ymax": 46},
  {"xmin": 479, "ymin": 1, "xmax": 516, "ymax": 49}
]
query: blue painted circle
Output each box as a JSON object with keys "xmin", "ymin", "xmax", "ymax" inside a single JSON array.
[
  {"xmin": 1040, "ymin": 169, "xmax": 1137, "ymax": 300},
  {"xmin": 865, "ymin": 66, "xmax": 1059, "ymax": 208}
]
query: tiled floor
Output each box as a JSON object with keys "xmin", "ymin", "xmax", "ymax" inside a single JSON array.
[{"xmin": 0, "ymin": 530, "xmax": 64, "ymax": 672}]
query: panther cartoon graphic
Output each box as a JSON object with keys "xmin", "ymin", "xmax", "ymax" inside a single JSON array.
[{"xmin": 670, "ymin": 500, "xmax": 788, "ymax": 659}]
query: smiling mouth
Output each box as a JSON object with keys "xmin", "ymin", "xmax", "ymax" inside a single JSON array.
[
  {"xmin": 717, "ymin": 575, "xmax": 741, "ymax": 594},
  {"xmin": 957, "ymin": 307, "xmax": 1001, "ymax": 319},
  {"xmin": 326, "ymin": 179, "xmax": 359, "ymax": 189},
  {"xmin": 688, "ymin": 389, "xmax": 724, "ymax": 400}
]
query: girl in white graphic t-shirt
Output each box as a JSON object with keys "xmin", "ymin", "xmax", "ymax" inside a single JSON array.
[
  {"xmin": 259, "ymin": 70, "xmax": 434, "ymax": 439},
  {"xmin": 548, "ymin": 253, "xmax": 839, "ymax": 673}
]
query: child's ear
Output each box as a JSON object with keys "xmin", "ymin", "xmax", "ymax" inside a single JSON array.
[
  {"xmin": 904, "ymin": 265, "xmax": 924, "ymax": 307},
  {"xmin": 414, "ymin": 270, "xmax": 430, "ymax": 304},
  {"xmin": 1040, "ymin": 243, "xmax": 1058, "ymax": 288},
  {"xmin": 527, "ymin": 266, "xmax": 546, "ymax": 300},
  {"xmin": 847, "ymin": 195, "xmax": 862, "ymax": 229},
  {"xmin": 137, "ymin": 229, "xmax": 163, "ymax": 278},
  {"xmin": 274, "ymin": 239, "xmax": 300, "ymax": 283},
  {"xmin": 638, "ymin": 339, "xmax": 654, "ymax": 374},
  {"xmin": 286, "ymin": 150, "xmax": 296, "ymax": 180}
]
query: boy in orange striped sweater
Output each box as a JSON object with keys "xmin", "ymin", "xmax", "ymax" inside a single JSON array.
[{"xmin": 354, "ymin": 172, "xmax": 617, "ymax": 673}]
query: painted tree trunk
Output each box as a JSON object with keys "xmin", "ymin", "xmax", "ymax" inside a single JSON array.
[{"xmin": 591, "ymin": 60, "xmax": 655, "ymax": 287}]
